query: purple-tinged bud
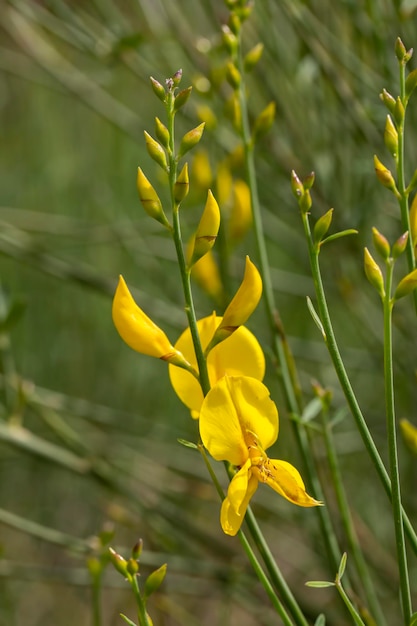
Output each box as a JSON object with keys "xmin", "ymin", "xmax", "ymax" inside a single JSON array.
[{"xmin": 291, "ymin": 170, "xmax": 304, "ymax": 199}]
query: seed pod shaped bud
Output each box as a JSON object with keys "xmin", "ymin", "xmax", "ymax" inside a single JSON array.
[
  {"xmin": 244, "ymin": 43, "xmax": 264, "ymax": 72},
  {"xmin": 314, "ymin": 208, "xmax": 333, "ymax": 244},
  {"xmin": 384, "ymin": 115, "xmax": 398, "ymax": 156},
  {"xmin": 190, "ymin": 190, "xmax": 220, "ymax": 266},
  {"xmin": 150, "ymin": 76, "xmax": 166, "ymax": 102},
  {"xmin": 226, "ymin": 62, "xmax": 241, "ymax": 90},
  {"xmin": 405, "ymin": 68, "xmax": 417, "ymax": 101},
  {"xmin": 394, "ymin": 268, "xmax": 417, "ymax": 301},
  {"xmin": 394, "ymin": 97, "xmax": 405, "ymax": 126},
  {"xmin": 291, "ymin": 170, "xmax": 304, "ymax": 199},
  {"xmin": 374, "ymin": 155, "xmax": 399, "ymax": 195},
  {"xmin": 410, "ymin": 193, "xmax": 417, "ymax": 257},
  {"xmin": 380, "ymin": 89, "xmax": 396, "ymax": 115},
  {"xmin": 253, "ymin": 102, "xmax": 276, "ymax": 141},
  {"xmin": 173, "ymin": 163, "xmax": 189, "ymax": 203},
  {"xmin": 303, "ymin": 171, "xmax": 316, "ymax": 190},
  {"xmin": 144, "ymin": 131, "xmax": 168, "ymax": 171},
  {"xmin": 178, "ymin": 123, "xmax": 205, "ymax": 158},
  {"xmin": 372, "ymin": 227, "xmax": 391, "ymax": 259},
  {"xmin": 392, "ymin": 232, "xmax": 408, "ymax": 259},
  {"xmin": 229, "ymin": 179, "xmax": 252, "ymax": 242},
  {"xmin": 206, "ymin": 256, "xmax": 262, "ymax": 352},
  {"xmin": 137, "ymin": 168, "xmax": 170, "ymax": 228},
  {"xmin": 364, "ymin": 248, "xmax": 385, "ymax": 299},
  {"xmin": 400, "ymin": 419, "xmax": 417, "ymax": 454},
  {"xmin": 109, "ymin": 548, "xmax": 128, "ymax": 576},
  {"xmin": 174, "ymin": 86, "xmax": 192, "ymax": 112},
  {"xmin": 144, "ymin": 564, "xmax": 167, "ymax": 600},
  {"xmin": 155, "ymin": 117, "xmax": 169, "ymax": 149},
  {"xmin": 395, "ymin": 37, "xmax": 407, "ymax": 62},
  {"xmin": 112, "ymin": 276, "xmax": 192, "ymax": 370},
  {"xmin": 127, "ymin": 558, "xmax": 139, "ymax": 576},
  {"xmin": 222, "ymin": 25, "xmax": 238, "ymax": 55},
  {"xmin": 131, "ymin": 539, "xmax": 143, "ymax": 560}
]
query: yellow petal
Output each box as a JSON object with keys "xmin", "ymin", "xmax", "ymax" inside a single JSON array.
[
  {"xmin": 191, "ymin": 250, "xmax": 224, "ymax": 305},
  {"xmin": 199, "ymin": 376, "xmax": 277, "ymax": 464},
  {"xmin": 229, "ymin": 179, "xmax": 252, "ymax": 242},
  {"xmin": 253, "ymin": 459, "xmax": 322, "ymax": 507},
  {"xmin": 400, "ymin": 419, "xmax": 417, "ymax": 454},
  {"xmin": 221, "ymin": 462, "xmax": 258, "ymax": 536},
  {"xmin": 168, "ymin": 315, "xmax": 265, "ymax": 415},
  {"xmin": 112, "ymin": 275, "xmax": 175, "ymax": 359}
]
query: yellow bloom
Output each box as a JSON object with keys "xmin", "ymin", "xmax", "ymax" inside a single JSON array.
[
  {"xmin": 189, "ymin": 190, "xmax": 221, "ymax": 266},
  {"xmin": 199, "ymin": 376, "xmax": 321, "ymax": 535},
  {"xmin": 168, "ymin": 314, "xmax": 265, "ymax": 417},
  {"xmin": 191, "ymin": 250, "xmax": 224, "ymax": 305},
  {"xmin": 112, "ymin": 276, "xmax": 191, "ymax": 369}
]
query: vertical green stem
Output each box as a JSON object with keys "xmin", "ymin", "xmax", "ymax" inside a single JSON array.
[
  {"xmin": 131, "ymin": 575, "xmax": 152, "ymax": 626},
  {"xmin": 383, "ymin": 261, "xmax": 412, "ymax": 624},
  {"xmin": 336, "ymin": 582, "xmax": 367, "ymax": 626},
  {"xmin": 300, "ymin": 211, "xmax": 417, "ymax": 555}
]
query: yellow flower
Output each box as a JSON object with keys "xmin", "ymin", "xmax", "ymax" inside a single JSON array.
[
  {"xmin": 112, "ymin": 276, "xmax": 192, "ymax": 370},
  {"xmin": 191, "ymin": 250, "xmax": 224, "ymax": 305},
  {"xmin": 400, "ymin": 419, "xmax": 417, "ymax": 454},
  {"xmin": 168, "ymin": 313, "xmax": 265, "ymax": 417},
  {"xmin": 199, "ymin": 376, "xmax": 322, "ymax": 535},
  {"xmin": 189, "ymin": 190, "xmax": 221, "ymax": 266}
]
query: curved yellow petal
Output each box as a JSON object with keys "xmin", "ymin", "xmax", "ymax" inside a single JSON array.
[
  {"xmin": 253, "ymin": 459, "xmax": 322, "ymax": 507},
  {"xmin": 221, "ymin": 463, "xmax": 258, "ymax": 536},
  {"xmin": 112, "ymin": 275, "xmax": 175, "ymax": 359},
  {"xmin": 218, "ymin": 256, "xmax": 262, "ymax": 331},
  {"xmin": 168, "ymin": 315, "xmax": 265, "ymax": 415},
  {"xmin": 199, "ymin": 376, "xmax": 277, "ymax": 464}
]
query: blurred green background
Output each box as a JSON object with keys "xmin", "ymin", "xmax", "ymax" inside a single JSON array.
[{"xmin": 1, "ymin": 0, "xmax": 417, "ymax": 624}]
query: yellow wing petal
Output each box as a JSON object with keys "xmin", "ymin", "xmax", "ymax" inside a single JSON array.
[{"xmin": 253, "ymin": 458, "xmax": 322, "ymax": 507}]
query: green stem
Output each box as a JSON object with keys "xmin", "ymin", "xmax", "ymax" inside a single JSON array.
[
  {"xmin": 336, "ymin": 581, "xmax": 367, "ymax": 626},
  {"xmin": 233, "ymin": 21, "xmax": 343, "ymax": 578},
  {"xmin": 320, "ymin": 410, "xmax": 386, "ymax": 626},
  {"xmin": 300, "ymin": 211, "xmax": 417, "ymax": 555},
  {"xmin": 131, "ymin": 575, "xmax": 151, "ymax": 626},
  {"xmin": 383, "ymin": 260, "xmax": 412, "ymax": 624},
  {"xmin": 91, "ymin": 570, "xmax": 102, "ymax": 626}
]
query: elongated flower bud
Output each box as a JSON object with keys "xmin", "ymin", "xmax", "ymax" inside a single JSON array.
[
  {"xmin": 136, "ymin": 168, "xmax": 170, "ymax": 228},
  {"xmin": 112, "ymin": 276, "xmax": 192, "ymax": 370},
  {"xmin": 384, "ymin": 115, "xmax": 398, "ymax": 156},
  {"xmin": 364, "ymin": 248, "xmax": 385, "ymax": 299},
  {"xmin": 394, "ymin": 268, "xmax": 417, "ymax": 301},
  {"xmin": 244, "ymin": 43, "xmax": 264, "ymax": 72},
  {"xmin": 205, "ymin": 257, "xmax": 262, "ymax": 353},
  {"xmin": 372, "ymin": 227, "xmax": 390, "ymax": 260},
  {"xmin": 314, "ymin": 208, "xmax": 333, "ymax": 244},
  {"xmin": 144, "ymin": 131, "xmax": 168, "ymax": 171},
  {"xmin": 374, "ymin": 155, "xmax": 399, "ymax": 196},
  {"xmin": 155, "ymin": 117, "xmax": 170, "ymax": 149},
  {"xmin": 400, "ymin": 419, "xmax": 417, "ymax": 454},
  {"xmin": 253, "ymin": 102, "xmax": 276, "ymax": 141},
  {"xmin": 173, "ymin": 163, "xmax": 189, "ymax": 204},
  {"xmin": 190, "ymin": 190, "xmax": 220, "ymax": 266},
  {"xmin": 178, "ymin": 123, "xmax": 205, "ymax": 158}
]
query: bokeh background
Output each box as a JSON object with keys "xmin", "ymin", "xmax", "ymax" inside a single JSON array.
[{"xmin": 1, "ymin": 0, "xmax": 417, "ymax": 624}]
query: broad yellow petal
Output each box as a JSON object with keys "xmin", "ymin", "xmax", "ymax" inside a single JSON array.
[
  {"xmin": 199, "ymin": 376, "xmax": 277, "ymax": 463},
  {"xmin": 253, "ymin": 459, "xmax": 321, "ymax": 507},
  {"xmin": 168, "ymin": 315, "xmax": 265, "ymax": 415},
  {"xmin": 112, "ymin": 276, "xmax": 176, "ymax": 359},
  {"xmin": 217, "ymin": 256, "xmax": 262, "ymax": 331},
  {"xmin": 221, "ymin": 463, "xmax": 258, "ymax": 536}
]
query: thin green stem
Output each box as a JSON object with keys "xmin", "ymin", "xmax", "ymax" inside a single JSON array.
[
  {"xmin": 91, "ymin": 571, "xmax": 102, "ymax": 626},
  {"xmin": 383, "ymin": 260, "xmax": 412, "ymax": 624},
  {"xmin": 336, "ymin": 581, "xmax": 367, "ymax": 626},
  {"xmin": 300, "ymin": 211, "xmax": 417, "ymax": 555},
  {"xmin": 131, "ymin": 575, "xmax": 151, "ymax": 626},
  {"xmin": 320, "ymin": 410, "xmax": 386, "ymax": 626}
]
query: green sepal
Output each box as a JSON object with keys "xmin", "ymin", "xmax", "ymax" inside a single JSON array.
[
  {"xmin": 337, "ymin": 552, "xmax": 347, "ymax": 580},
  {"xmin": 177, "ymin": 438, "xmax": 198, "ymax": 449},
  {"xmin": 155, "ymin": 117, "xmax": 170, "ymax": 149},
  {"xmin": 306, "ymin": 296, "xmax": 326, "ymax": 339},
  {"xmin": 314, "ymin": 615, "xmax": 326, "ymax": 626},
  {"xmin": 305, "ymin": 581, "xmax": 335, "ymax": 588}
]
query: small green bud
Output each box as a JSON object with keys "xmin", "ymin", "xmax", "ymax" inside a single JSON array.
[
  {"xmin": 299, "ymin": 190, "xmax": 312, "ymax": 214},
  {"xmin": 395, "ymin": 37, "xmax": 407, "ymax": 62},
  {"xmin": 127, "ymin": 558, "xmax": 139, "ymax": 576},
  {"xmin": 155, "ymin": 117, "xmax": 169, "ymax": 149},
  {"xmin": 222, "ymin": 25, "xmax": 238, "ymax": 54},
  {"xmin": 314, "ymin": 208, "xmax": 333, "ymax": 244},
  {"xmin": 109, "ymin": 547, "xmax": 128, "ymax": 576},
  {"xmin": 303, "ymin": 171, "xmax": 316, "ymax": 190},
  {"xmin": 392, "ymin": 232, "xmax": 408, "ymax": 259},
  {"xmin": 405, "ymin": 69, "xmax": 417, "ymax": 101},
  {"xmin": 394, "ymin": 268, "xmax": 417, "ymax": 300},
  {"xmin": 253, "ymin": 102, "xmax": 276, "ymax": 141},
  {"xmin": 172, "ymin": 69, "xmax": 183, "ymax": 86},
  {"xmin": 144, "ymin": 131, "xmax": 168, "ymax": 171},
  {"xmin": 384, "ymin": 115, "xmax": 398, "ymax": 156},
  {"xmin": 150, "ymin": 77, "xmax": 166, "ymax": 102},
  {"xmin": 291, "ymin": 170, "xmax": 304, "ymax": 199},
  {"xmin": 364, "ymin": 247, "xmax": 385, "ymax": 299},
  {"xmin": 393, "ymin": 97, "xmax": 405, "ymax": 126},
  {"xmin": 244, "ymin": 43, "xmax": 264, "ymax": 72},
  {"xmin": 144, "ymin": 564, "xmax": 167, "ymax": 600},
  {"xmin": 131, "ymin": 539, "xmax": 143, "ymax": 560},
  {"xmin": 174, "ymin": 86, "xmax": 192, "ymax": 112},
  {"xmin": 380, "ymin": 89, "xmax": 396, "ymax": 115},
  {"xmin": 173, "ymin": 163, "xmax": 189, "ymax": 203},
  {"xmin": 372, "ymin": 227, "xmax": 390, "ymax": 259},
  {"xmin": 226, "ymin": 62, "xmax": 241, "ymax": 89},
  {"xmin": 190, "ymin": 190, "xmax": 221, "ymax": 265},
  {"xmin": 137, "ymin": 167, "xmax": 170, "ymax": 228},
  {"xmin": 374, "ymin": 155, "xmax": 400, "ymax": 196},
  {"xmin": 178, "ymin": 123, "xmax": 205, "ymax": 158}
]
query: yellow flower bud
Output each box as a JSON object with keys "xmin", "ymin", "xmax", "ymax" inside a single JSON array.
[
  {"xmin": 400, "ymin": 419, "xmax": 417, "ymax": 454},
  {"xmin": 253, "ymin": 102, "xmax": 276, "ymax": 141},
  {"xmin": 372, "ymin": 227, "xmax": 390, "ymax": 260},
  {"xmin": 394, "ymin": 268, "xmax": 417, "ymax": 301},
  {"xmin": 206, "ymin": 256, "xmax": 262, "ymax": 353},
  {"xmin": 244, "ymin": 43, "xmax": 264, "ymax": 72},
  {"xmin": 178, "ymin": 123, "xmax": 205, "ymax": 158},
  {"xmin": 144, "ymin": 131, "xmax": 168, "ymax": 171},
  {"xmin": 384, "ymin": 115, "xmax": 398, "ymax": 156},
  {"xmin": 364, "ymin": 248, "xmax": 385, "ymax": 299},
  {"xmin": 410, "ymin": 192, "xmax": 417, "ymax": 258},
  {"xmin": 226, "ymin": 62, "xmax": 241, "ymax": 89},
  {"xmin": 136, "ymin": 168, "xmax": 170, "ymax": 228},
  {"xmin": 313, "ymin": 208, "xmax": 333, "ymax": 245},
  {"xmin": 173, "ymin": 163, "xmax": 189, "ymax": 204},
  {"xmin": 229, "ymin": 179, "xmax": 252, "ymax": 242},
  {"xmin": 374, "ymin": 154, "xmax": 399, "ymax": 196},
  {"xmin": 112, "ymin": 275, "xmax": 191, "ymax": 369},
  {"xmin": 190, "ymin": 190, "xmax": 221, "ymax": 266}
]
